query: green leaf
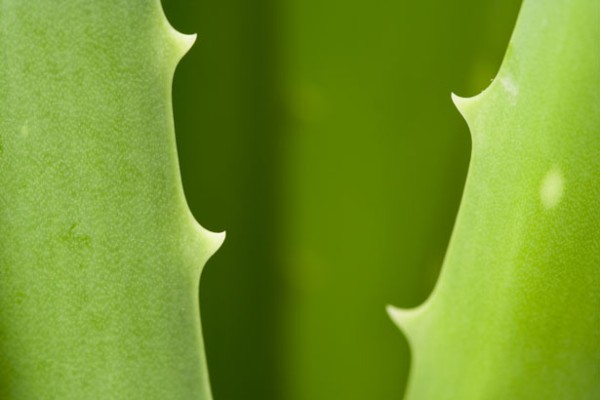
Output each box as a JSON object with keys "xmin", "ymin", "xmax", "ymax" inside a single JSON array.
[
  {"xmin": 388, "ymin": 0, "xmax": 600, "ymax": 398},
  {"xmin": 0, "ymin": 1, "xmax": 222, "ymax": 398},
  {"xmin": 282, "ymin": 1, "xmax": 520, "ymax": 399}
]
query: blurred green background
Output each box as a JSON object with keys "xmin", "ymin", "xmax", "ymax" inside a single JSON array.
[{"xmin": 160, "ymin": 0, "xmax": 521, "ymax": 399}]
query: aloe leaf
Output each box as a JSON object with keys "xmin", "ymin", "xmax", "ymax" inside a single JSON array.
[
  {"xmin": 0, "ymin": 1, "xmax": 222, "ymax": 398},
  {"xmin": 283, "ymin": 1, "xmax": 521, "ymax": 399},
  {"xmin": 160, "ymin": 1, "xmax": 286, "ymax": 398},
  {"xmin": 388, "ymin": 0, "xmax": 600, "ymax": 398}
]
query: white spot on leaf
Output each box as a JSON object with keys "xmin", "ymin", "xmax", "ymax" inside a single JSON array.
[
  {"xmin": 540, "ymin": 168, "xmax": 564, "ymax": 209},
  {"xmin": 500, "ymin": 75, "xmax": 519, "ymax": 105}
]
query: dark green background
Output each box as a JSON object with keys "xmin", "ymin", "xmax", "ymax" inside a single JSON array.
[{"xmin": 161, "ymin": 0, "xmax": 521, "ymax": 399}]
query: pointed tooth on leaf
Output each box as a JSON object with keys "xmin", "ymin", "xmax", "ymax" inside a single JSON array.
[
  {"xmin": 157, "ymin": 0, "xmax": 197, "ymax": 62},
  {"xmin": 197, "ymin": 225, "xmax": 226, "ymax": 267},
  {"xmin": 172, "ymin": 31, "xmax": 197, "ymax": 61},
  {"xmin": 451, "ymin": 92, "xmax": 478, "ymax": 121},
  {"xmin": 386, "ymin": 304, "xmax": 422, "ymax": 343}
]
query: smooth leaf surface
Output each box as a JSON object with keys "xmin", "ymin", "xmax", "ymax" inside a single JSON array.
[
  {"xmin": 389, "ymin": 0, "xmax": 600, "ymax": 398},
  {"xmin": 0, "ymin": 1, "xmax": 221, "ymax": 398}
]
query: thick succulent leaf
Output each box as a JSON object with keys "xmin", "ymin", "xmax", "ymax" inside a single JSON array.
[
  {"xmin": 0, "ymin": 1, "xmax": 222, "ymax": 398},
  {"xmin": 281, "ymin": 1, "xmax": 523, "ymax": 399},
  {"xmin": 389, "ymin": 0, "xmax": 600, "ymax": 398}
]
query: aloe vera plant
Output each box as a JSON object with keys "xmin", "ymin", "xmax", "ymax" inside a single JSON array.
[
  {"xmin": 0, "ymin": 1, "xmax": 222, "ymax": 398},
  {"xmin": 2, "ymin": 0, "xmax": 597, "ymax": 399},
  {"xmin": 388, "ymin": 0, "xmax": 600, "ymax": 398}
]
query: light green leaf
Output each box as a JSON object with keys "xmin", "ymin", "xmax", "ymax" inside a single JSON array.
[
  {"xmin": 389, "ymin": 0, "xmax": 600, "ymax": 398},
  {"xmin": 0, "ymin": 1, "xmax": 222, "ymax": 398}
]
